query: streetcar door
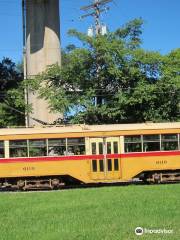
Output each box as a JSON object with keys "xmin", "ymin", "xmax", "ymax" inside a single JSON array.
[
  {"xmin": 90, "ymin": 138, "xmax": 105, "ymax": 180},
  {"xmin": 106, "ymin": 137, "xmax": 121, "ymax": 180},
  {"xmin": 89, "ymin": 137, "xmax": 121, "ymax": 181}
]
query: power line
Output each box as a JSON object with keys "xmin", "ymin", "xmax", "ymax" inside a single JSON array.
[{"xmin": 1, "ymin": 102, "xmax": 50, "ymax": 126}]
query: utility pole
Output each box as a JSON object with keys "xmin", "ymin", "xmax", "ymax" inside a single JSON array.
[
  {"xmin": 80, "ymin": 0, "xmax": 112, "ymax": 36},
  {"xmin": 80, "ymin": 0, "xmax": 112, "ymax": 106},
  {"xmin": 22, "ymin": 0, "xmax": 30, "ymax": 127}
]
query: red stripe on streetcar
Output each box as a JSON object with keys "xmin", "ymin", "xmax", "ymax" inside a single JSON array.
[
  {"xmin": 121, "ymin": 151, "xmax": 180, "ymax": 158},
  {"xmin": 0, "ymin": 155, "xmax": 105, "ymax": 164},
  {"xmin": 0, "ymin": 151, "xmax": 179, "ymax": 163}
]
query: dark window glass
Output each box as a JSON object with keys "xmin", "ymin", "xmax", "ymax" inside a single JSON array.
[
  {"xmin": 124, "ymin": 135, "xmax": 142, "ymax": 153},
  {"xmin": 0, "ymin": 141, "xmax": 4, "ymax": 158},
  {"xmin": 48, "ymin": 139, "xmax": 66, "ymax": 156},
  {"xmin": 92, "ymin": 143, "xmax": 96, "ymax": 154},
  {"xmin": 9, "ymin": 140, "xmax": 28, "ymax": 157},
  {"xmin": 48, "ymin": 138, "xmax": 66, "ymax": 146},
  {"xmin": 162, "ymin": 134, "xmax": 178, "ymax": 140},
  {"xmin": 67, "ymin": 138, "xmax": 85, "ymax": 145},
  {"xmin": 114, "ymin": 159, "xmax": 119, "ymax": 171},
  {"xmin": 124, "ymin": 136, "xmax": 141, "ymax": 142},
  {"xmin": 161, "ymin": 142, "xmax": 178, "ymax": 151},
  {"xmin": 99, "ymin": 160, "xmax": 104, "ymax": 172},
  {"xmin": 143, "ymin": 135, "xmax": 160, "ymax": 152},
  {"xmin": 29, "ymin": 139, "xmax": 47, "ymax": 157},
  {"xmin": 107, "ymin": 159, "xmax": 112, "ymax": 171},
  {"xmin": 92, "ymin": 160, "xmax": 97, "ymax": 172},
  {"xmin": 107, "ymin": 142, "xmax": 111, "ymax": 154},
  {"xmin": 143, "ymin": 142, "xmax": 160, "ymax": 152},
  {"xmin": 125, "ymin": 143, "xmax": 142, "ymax": 152},
  {"xmin": 113, "ymin": 142, "xmax": 118, "ymax": 153},
  {"xmin": 161, "ymin": 134, "xmax": 178, "ymax": 151},
  {"xmin": 143, "ymin": 135, "xmax": 160, "ymax": 141},
  {"xmin": 67, "ymin": 138, "xmax": 85, "ymax": 155},
  {"xmin": 99, "ymin": 142, "xmax": 103, "ymax": 154}
]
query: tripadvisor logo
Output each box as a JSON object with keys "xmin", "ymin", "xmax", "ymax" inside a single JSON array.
[
  {"xmin": 135, "ymin": 227, "xmax": 144, "ymax": 236},
  {"xmin": 135, "ymin": 227, "xmax": 173, "ymax": 236}
]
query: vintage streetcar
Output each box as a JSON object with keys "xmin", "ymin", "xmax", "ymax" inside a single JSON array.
[{"xmin": 0, "ymin": 122, "xmax": 180, "ymax": 190}]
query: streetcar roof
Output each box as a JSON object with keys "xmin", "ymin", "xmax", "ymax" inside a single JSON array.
[{"xmin": 0, "ymin": 122, "xmax": 179, "ymax": 136}]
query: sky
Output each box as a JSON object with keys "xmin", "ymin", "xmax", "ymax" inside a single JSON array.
[{"xmin": 0, "ymin": 0, "xmax": 179, "ymax": 63}]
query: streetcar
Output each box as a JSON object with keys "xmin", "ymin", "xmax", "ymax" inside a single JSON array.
[{"xmin": 0, "ymin": 122, "xmax": 179, "ymax": 190}]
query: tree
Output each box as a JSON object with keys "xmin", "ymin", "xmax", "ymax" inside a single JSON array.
[
  {"xmin": 0, "ymin": 58, "xmax": 25, "ymax": 127},
  {"xmin": 28, "ymin": 19, "xmax": 180, "ymax": 124}
]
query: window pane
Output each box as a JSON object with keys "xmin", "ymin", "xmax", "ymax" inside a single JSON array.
[
  {"xmin": 143, "ymin": 135, "xmax": 160, "ymax": 141},
  {"xmin": 161, "ymin": 142, "xmax": 178, "ymax": 151},
  {"xmin": 67, "ymin": 145, "xmax": 85, "ymax": 155},
  {"xmin": 114, "ymin": 159, "xmax": 119, "ymax": 171},
  {"xmin": 99, "ymin": 142, "xmax": 103, "ymax": 154},
  {"xmin": 67, "ymin": 138, "xmax": 85, "ymax": 155},
  {"xmin": 48, "ymin": 139, "xmax": 65, "ymax": 146},
  {"xmin": 92, "ymin": 160, "xmax": 97, "ymax": 172},
  {"xmin": 125, "ymin": 143, "xmax": 142, "ymax": 152},
  {"xmin": 124, "ymin": 136, "xmax": 141, "ymax": 142},
  {"xmin": 107, "ymin": 142, "xmax": 111, "ymax": 154},
  {"xmin": 0, "ymin": 141, "xmax": 4, "ymax": 158},
  {"xmin": 92, "ymin": 143, "xmax": 96, "ymax": 154},
  {"xmin": 107, "ymin": 159, "xmax": 112, "ymax": 171},
  {"xmin": 29, "ymin": 139, "xmax": 47, "ymax": 157},
  {"xmin": 67, "ymin": 138, "xmax": 85, "ymax": 145},
  {"xmin": 162, "ymin": 134, "xmax": 178, "ymax": 140},
  {"xmin": 48, "ymin": 146, "xmax": 66, "ymax": 156},
  {"xmin": 48, "ymin": 139, "xmax": 66, "ymax": 156},
  {"xmin": 113, "ymin": 142, "xmax": 118, "ymax": 153},
  {"xmin": 161, "ymin": 134, "xmax": 178, "ymax": 151},
  {"xmin": 99, "ymin": 160, "xmax": 104, "ymax": 172},
  {"xmin": 9, "ymin": 140, "xmax": 28, "ymax": 157},
  {"xmin": 143, "ymin": 142, "xmax": 160, "ymax": 152}
]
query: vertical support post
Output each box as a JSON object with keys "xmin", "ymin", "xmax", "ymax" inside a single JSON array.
[
  {"xmin": 4, "ymin": 141, "xmax": 9, "ymax": 159},
  {"xmin": 103, "ymin": 137, "xmax": 107, "ymax": 177},
  {"xmin": 25, "ymin": 0, "xmax": 61, "ymax": 126}
]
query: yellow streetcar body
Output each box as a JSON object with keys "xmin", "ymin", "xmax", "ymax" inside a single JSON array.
[{"xmin": 0, "ymin": 122, "xmax": 179, "ymax": 188}]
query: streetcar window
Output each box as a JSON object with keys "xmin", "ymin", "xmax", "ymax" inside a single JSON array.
[
  {"xmin": 161, "ymin": 134, "xmax": 178, "ymax": 151},
  {"xmin": 48, "ymin": 139, "xmax": 66, "ymax": 156},
  {"xmin": 99, "ymin": 142, "xmax": 103, "ymax": 154},
  {"xmin": 107, "ymin": 159, "xmax": 112, "ymax": 171},
  {"xmin": 162, "ymin": 134, "xmax": 178, "ymax": 140},
  {"xmin": 143, "ymin": 135, "xmax": 160, "ymax": 141},
  {"xmin": 9, "ymin": 140, "xmax": 28, "ymax": 157},
  {"xmin": 92, "ymin": 160, "xmax": 97, "ymax": 172},
  {"xmin": 125, "ymin": 136, "xmax": 141, "ymax": 142},
  {"xmin": 99, "ymin": 160, "xmax": 104, "ymax": 172},
  {"xmin": 114, "ymin": 159, "xmax": 119, "ymax": 171},
  {"xmin": 0, "ymin": 141, "xmax": 4, "ymax": 158},
  {"xmin": 67, "ymin": 138, "xmax": 85, "ymax": 155},
  {"xmin": 107, "ymin": 142, "xmax": 111, "ymax": 154},
  {"xmin": 92, "ymin": 143, "xmax": 96, "ymax": 154},
  {"xmin": 29, "ymin": 139, "xmax": 47, "ymax": 157},
  {"xmin": 113, "ymin": 142, "xmax": 118, "ymax": 154},
  {"xmin": 124, "ymin": 135, "xmax": 142, "ymax": 152},
  {"xmin": 143, "ymin": 135, "xmax": 160, "ymax": 152}
]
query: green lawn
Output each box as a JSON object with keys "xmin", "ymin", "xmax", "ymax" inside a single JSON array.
[{"xmin": 0, "ymin": 184, "xmax": 179, "ymax": 240}]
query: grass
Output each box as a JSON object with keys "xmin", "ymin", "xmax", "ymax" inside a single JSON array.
[{"xmin": 0, "ymin": 184, "xmax": 179, "ymax": 240}]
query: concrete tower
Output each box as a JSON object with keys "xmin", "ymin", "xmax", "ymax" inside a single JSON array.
[{"xmin": 25, "ymin": 0, "xmax": 61, "ymax": 126}]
